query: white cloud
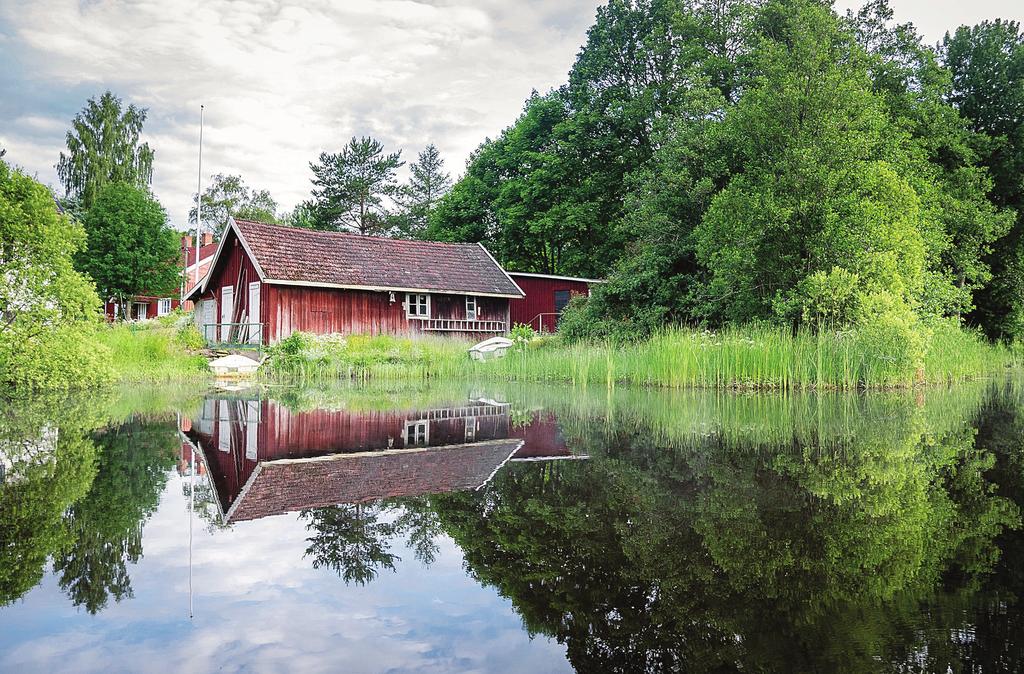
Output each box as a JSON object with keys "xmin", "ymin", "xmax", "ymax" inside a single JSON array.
[
  {"xmin": 0, "ymin": 0, "xmax": 602, "ymax": 228},
  {"xmin": 3, "ymin": 0, "xmax": 1020, "ymax": 230}
]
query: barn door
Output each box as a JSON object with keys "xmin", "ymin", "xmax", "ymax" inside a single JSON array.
[
  {"xmin": 221, "ymin": 287, "xmax": 234, "ymax": 341},
  {"xmin": 247, "ymin": 282, "xmax": 261, "ymax": 344}
]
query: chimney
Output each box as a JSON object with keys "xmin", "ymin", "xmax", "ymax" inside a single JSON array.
[
  {"xmin": 181, "ymin": 234, "xmax": 193, "ymax": 250},
  {"xmin": 201, "ymin": 232, "xmax": 214, "ymax": 246}
]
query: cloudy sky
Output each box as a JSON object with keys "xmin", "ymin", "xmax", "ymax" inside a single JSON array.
[{"xmin": 1, "ymin": 0, "xmax": 1020, "ymax": 230}]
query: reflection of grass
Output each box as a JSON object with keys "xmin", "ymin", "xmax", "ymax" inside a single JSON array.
[{"xmin": 496, "ymin": 378, "xmax": 1012, "ymax": 454}]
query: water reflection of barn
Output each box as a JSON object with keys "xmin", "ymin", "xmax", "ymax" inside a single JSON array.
[{"xmin": 181, "ymin": 396, "xmax": 580, "ymax": 523}]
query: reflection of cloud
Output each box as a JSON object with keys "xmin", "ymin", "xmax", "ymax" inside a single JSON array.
[
  {"xmin": 0, "ymin": 473, "xmax": 571, "ymax": 673},
  {"xmin": 0, "ymin": 0, "xmax": 602, "ymax": 227}
]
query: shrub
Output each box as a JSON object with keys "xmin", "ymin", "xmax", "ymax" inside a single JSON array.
[{"xmin": 508, "ymin": 323, "xmax": 537, "ymax": 349}]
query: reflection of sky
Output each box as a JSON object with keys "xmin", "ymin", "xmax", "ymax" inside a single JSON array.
[{"xmin": 0, "ymin": 473, "xmax": 571, "ymax": 674}]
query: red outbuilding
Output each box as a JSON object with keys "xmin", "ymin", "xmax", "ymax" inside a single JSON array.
[
  {"xmin": 184, "ymin": 218, "xmax": 525, "ymax": 345},
  {"xmin": 507, "ymin": 272, "xmax": 602, "ymax": 333}
]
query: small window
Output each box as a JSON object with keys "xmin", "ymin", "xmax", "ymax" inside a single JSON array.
[
  {"xmin": 405, "ymin": 293, "xmax": 430, "ymax": 319},
  {"xmin": 465, "ymin": 417, "xmax": 477, "ymax": 442},
  {"xmin": 466, "ymin": 296, "xmax": 477, "ymax": 321},
  {"xmin": 405, "ymin": 420, "xmax": 429, "ymax": 446},
  {"xmin": 157, "ymin": 298, "xmax": 172, "ymax": 316},
  {"xmin": 554, "ymin": 290, "xmax": 571, "ymax": 314}
]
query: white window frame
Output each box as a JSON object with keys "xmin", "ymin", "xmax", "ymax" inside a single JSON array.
[
  {"xmin": 465, "ymin": 416, "xmax": 477, "ymax": 442},
  {"xmin": 133, "ymin": 302, "xmax": 149, "ymax": 321},
  {"xmin": 157, "ymin": 298, "xmax": 172, "ymax": 316},
  {"xmin": 466, "ymin": 296, "xmax": 477, "ymax": 321},
  {"xmin": 405, "ymin": 293, "xmax": 430, "ymax": 319},
  {"xmin": 404, "ymin": 420, "xmax": 429, "ymax": 446}
]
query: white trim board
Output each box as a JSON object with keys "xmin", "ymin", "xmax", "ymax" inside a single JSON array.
[{"xmin": 506, "ymin": 271, "xmax": 605, "ymax": 284}]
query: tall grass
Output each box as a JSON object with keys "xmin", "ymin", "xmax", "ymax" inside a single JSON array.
[
  {"xmin": 95, "ymin": 321, "xmax": 209, "ymax": 383},
  {"xmin": 264, "ymin": 323, "xmax": 1018, "ymax": 391}
]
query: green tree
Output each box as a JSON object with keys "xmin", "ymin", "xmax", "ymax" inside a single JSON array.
[
  {"xmin": 429, "ymin": 0, "xmax": 745, "ymax": 276},
  {"xmin": 79, "ymin": 182, "xmax": 181, "ymax": 317},
  {"xmin": 0, "ymin": 160, "xmax": 109, "ymax": 390},
  {"xmin": 281, "ymin": 199, "xmax": 318, "ymax": 230},
  {"xmin": 56, "ymin": 91, "xmax": 154, "ymax": 209},
  {"xmin": 694, "ymin": 1, "xmax": 929, "ymax": 327},
  {"xmin": 393, "ymin": 144, "xmax": 451, "ymax": 239},
  {"xmin": 309, "ymin": 136, "xmax": 403, "ymax": 235},
  {"xmin": 189, "ymin": 173, "xmax": 280, "ymax": 235},
  {"xmin": 942, "ymin": 20, "xmax": 1024, "ymax": 339}
]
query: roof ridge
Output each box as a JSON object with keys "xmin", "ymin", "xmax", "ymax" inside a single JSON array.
[{"xmin": 234, "ymin": 218, "xmax": 479, "ymax": 248}]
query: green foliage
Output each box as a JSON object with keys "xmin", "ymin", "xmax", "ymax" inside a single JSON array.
[
  {"xmin": 189, "ymin": 173, "xmax": 280, "ymax": 233},
  {"xmin": 423, "ymin": 0, "xmax": 1020, "ymax": 347},
  {"xmin": 309, "ymin": 136, "xmax": 403, "ymax": 235},
  {"xmin": 264, "ymin": 332, "xmax": 467, "ymax": 381},
  {"xmin": 94, "ymin": 322, "xmax": 208, "ymax": 383},
  {"xmin": 56, "ymin": 91, "xmax": 154, "ymax": 209},
  {"xmin": 508, "ymin": 323, "xmax": 537, "ymax": 348},
  {"xmin": 0, "ymin": 159, "xmax": 111, "ymax": 391},
  {"xmin": 79, "ymin": 182, "xmax": 181, "ymax": 312},
  {"xmin": 942, "ymin": 20, "xmax": 1024, "ymax": 339}
]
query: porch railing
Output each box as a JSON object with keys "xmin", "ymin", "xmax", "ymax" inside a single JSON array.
[
  {"xmin": 526, "ymin": 313, "xmax": 561, "ymax": 333},
  {"xmin": 202, "ymin": 323, "xmax": 264, "ymax": 352},
  {"xmin": 420, "ymin": 318, "xmax": 507, "ymax": 333}
]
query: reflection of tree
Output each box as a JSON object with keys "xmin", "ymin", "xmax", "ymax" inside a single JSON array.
[
  {"xmin": 429, "ymin": 384, "xmax": 1024, "ymax": 673},
  {"xmin": 302, "ymin": 497, "xmax": 444, "ymax": 584},
  {"xmin": 52, "ymin": 418, "xmax": 177, "ymax": 613},
  {"xmin": 302, "ymin": 504, "xmax": 400, "ymax": 585},
  {"xmin": 0, "ymin": 395, "xmax": 106, "ymax": 606}
]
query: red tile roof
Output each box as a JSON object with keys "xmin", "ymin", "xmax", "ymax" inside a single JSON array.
[
  {"xmin": 233, "ymin": 218, "xmax": 523, "ymax": 297},
  {"xmin": 228, "ymin": 439, "xmax": 522, "ymax": 522}
]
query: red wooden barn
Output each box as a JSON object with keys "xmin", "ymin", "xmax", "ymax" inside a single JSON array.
[
  {"xmin": 184, "ymin": 218, "xmax": 525, "ymax": 345},
  {"xmin": 507, "ymin": 272, "xmax": 602, "ymax": 333}
]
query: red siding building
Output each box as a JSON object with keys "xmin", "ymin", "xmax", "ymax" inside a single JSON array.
[
  {"xmin": 184, "ymin": 218, "xmax": 525, "ymax": 345},
  {"xmin": 507, "ymin": 272, "xmax": 602, "ymax": 333}
]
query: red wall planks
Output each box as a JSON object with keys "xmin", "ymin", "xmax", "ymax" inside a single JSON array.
[{"xmin": 508, "ymin": 274, "xmax": 593, "ymax": 333}]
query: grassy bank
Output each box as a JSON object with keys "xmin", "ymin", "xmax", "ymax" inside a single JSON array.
[
  {"xmin": 95, "ymin": 317, "xmax": 209, "ymax": 384},
  {"xmin": 263, "ymin": 322, "xmax": 1019, "ymax": 390}
]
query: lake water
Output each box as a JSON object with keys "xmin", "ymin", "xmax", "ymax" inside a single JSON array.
[{"xmin": 1, "ymin": 379, "xmax": 1023, "ymax": 673}]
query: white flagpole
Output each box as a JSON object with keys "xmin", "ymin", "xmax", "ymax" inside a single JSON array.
[{"xmin": 195, "ymin": 105, "xmax": 204, "ymax": 287}]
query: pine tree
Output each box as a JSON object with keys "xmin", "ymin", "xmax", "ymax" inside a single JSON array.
[
  {"xmin": 309, "ymin": 136, "xmax": 403, "ymax": 235},
  {"xmin": 394, "ymin": 144, "xmax": 452, "ymax": 239}
]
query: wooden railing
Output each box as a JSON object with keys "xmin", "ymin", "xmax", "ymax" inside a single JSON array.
[
  {"xmin": 202, "ymin": 322, "xmax": 264, "ymax": 351},
  {"xmin": 420, "ymin": 318, "xmax": 507, "ymax": 333},
  {"xmin": 526, "ymin": 313, "xmax": 561, "ymax": 333}
]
